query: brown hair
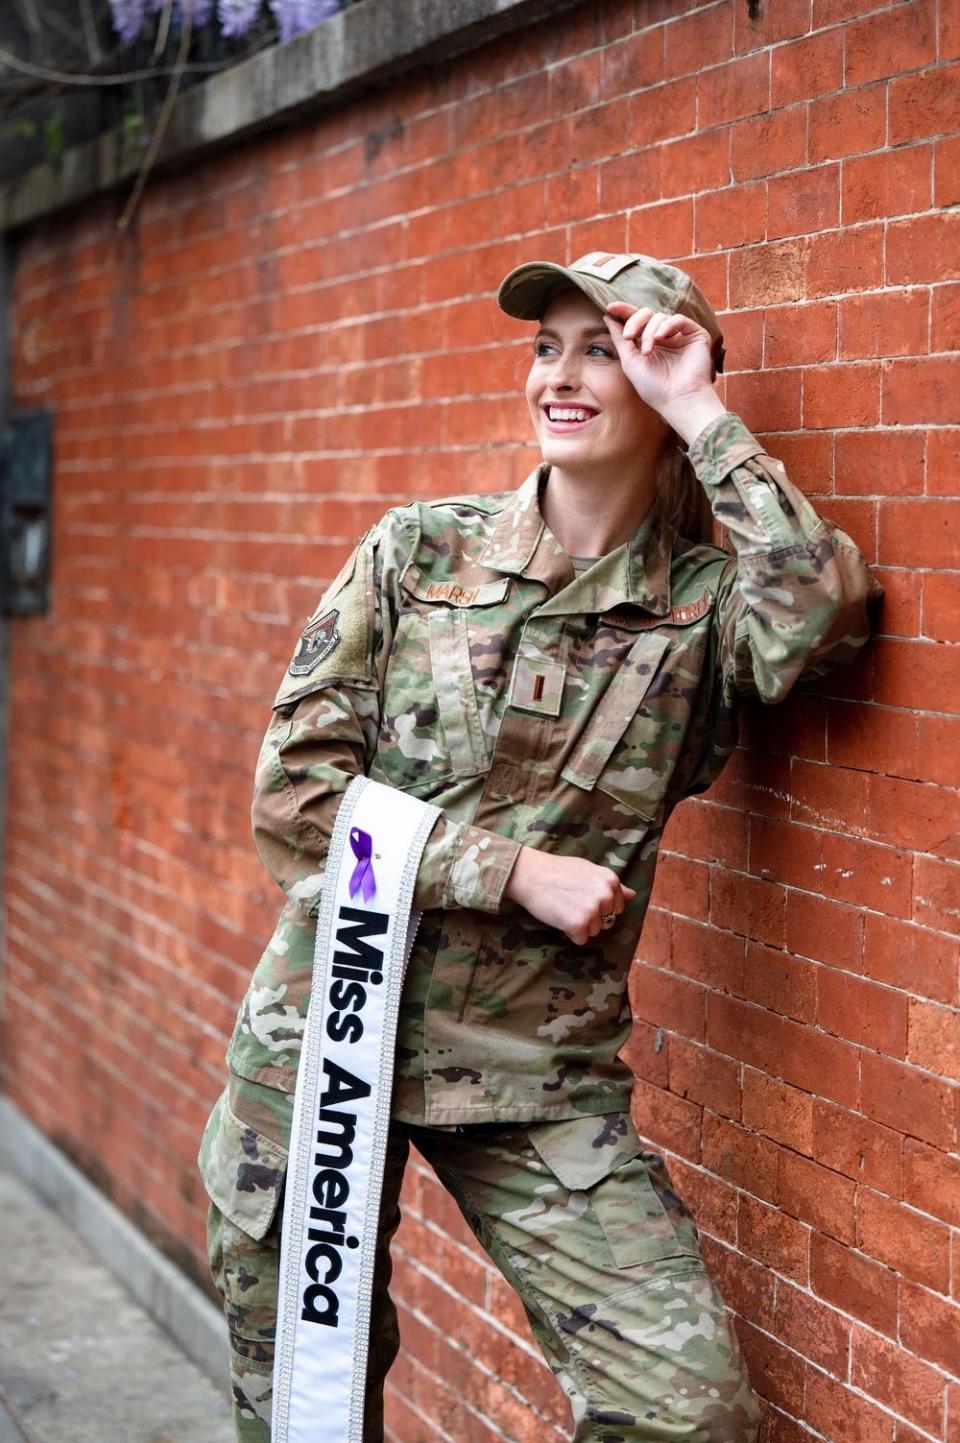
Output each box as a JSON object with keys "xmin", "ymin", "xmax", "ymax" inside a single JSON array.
[{"xmin": 654, "ymin": 429, "xmax": 714, "ymax": 546}]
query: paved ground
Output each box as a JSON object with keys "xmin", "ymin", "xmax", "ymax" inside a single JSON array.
[{"xmin": 0, "ymin": 1168, "xmax": 234, "ymax": 1443}]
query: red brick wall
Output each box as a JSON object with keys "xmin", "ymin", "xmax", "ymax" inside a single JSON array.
[{"xmin": 5, "ymin": 0, "xmax": 958, "ymax": 1437}]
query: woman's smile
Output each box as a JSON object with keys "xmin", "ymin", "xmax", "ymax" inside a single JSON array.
[{"xmin": 541, "ymin": 402, "xmax": 600, "ymax": 432}]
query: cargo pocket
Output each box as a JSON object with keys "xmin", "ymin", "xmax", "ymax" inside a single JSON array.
[
  {"xmin": 560, "ymin": 632, "xmax": 672, "ymax": 822},
  {"xmin": 199, "ymin": 1089, "xmax": 287, "ymax": 1363},
  {"xmin": 528, "ymin": 1113, "xmax": 701, "ymax": 1270}
]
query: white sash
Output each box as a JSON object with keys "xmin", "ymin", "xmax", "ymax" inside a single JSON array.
[{"xmin": 272, "ymin": 775, "xmax": 440, "ymax": 1443}]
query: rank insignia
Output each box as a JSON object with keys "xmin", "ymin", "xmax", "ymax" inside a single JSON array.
[{"xmin": 288, "ymin": 608, "xmax": 341, "ymax": 676}]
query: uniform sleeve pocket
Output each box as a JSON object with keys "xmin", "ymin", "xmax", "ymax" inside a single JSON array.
[
  {"xmin": 528, "ymin": 1113, "xmax": 701, "ymax": 1270},
  {"xmin": 198, "ymin": 1089, "xmax": 288, "ymax": 1242}
]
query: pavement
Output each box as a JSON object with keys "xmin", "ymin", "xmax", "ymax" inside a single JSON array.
[{"xmin": 0, "ymin": 1167, "xmax": 234, "ymax": 1443}]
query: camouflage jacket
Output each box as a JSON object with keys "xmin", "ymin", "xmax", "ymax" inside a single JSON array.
[{"xmin": 223, "ymin": 411, "xmax": 882, "ymax": 1142}]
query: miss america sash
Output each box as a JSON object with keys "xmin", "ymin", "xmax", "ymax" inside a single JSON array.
[{"xmin": 272, "ymin": 775, "xmax": 440, "ymax": 1443}]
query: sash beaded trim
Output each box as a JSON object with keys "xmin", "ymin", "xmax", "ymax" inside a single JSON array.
[{"xmin": 272, "ymin": 775, "xmax": 440, "ymax": 1443}]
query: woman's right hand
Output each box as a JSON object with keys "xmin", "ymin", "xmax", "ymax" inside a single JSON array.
[{"xmin": 504, "ymin": 846, "xmax": 637, "ymax": 946}]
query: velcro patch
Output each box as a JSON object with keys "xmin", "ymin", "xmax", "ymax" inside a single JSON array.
[
  {"xmin": 288, "ymin": 608, "xmax": 341, "ymax": 676},
  {"xmin": 572, "ymin": 252, "xmax": 638, "ymax": 282}
]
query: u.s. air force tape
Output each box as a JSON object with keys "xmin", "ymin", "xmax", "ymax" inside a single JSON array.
[{"xmin": 272, "ymin": 775, "xmax": 440, "ymax": 1443}]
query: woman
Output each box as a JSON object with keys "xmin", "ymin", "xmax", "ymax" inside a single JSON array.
[{"xmin": 199, "ymin": 251, "xmax": 882, "ymax": 1442}]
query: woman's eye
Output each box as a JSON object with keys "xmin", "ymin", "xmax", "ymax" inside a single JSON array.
[
  {"xmin": 588, "ymin": 344, "xmax": 614, "ymax": 358},
  {"xmin": 533, "ymin": 340, "xmax": 558, "ymax": 356}
]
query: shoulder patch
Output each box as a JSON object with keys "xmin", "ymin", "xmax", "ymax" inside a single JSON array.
[{"xmin": 287, "ymin": 608, "xmax": 341, "ymax": 676}]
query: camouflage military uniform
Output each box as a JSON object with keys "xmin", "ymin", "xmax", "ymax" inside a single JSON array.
[{"xmin": 199, "ymin": 410, "xmax": 881, "ymax": 1440}]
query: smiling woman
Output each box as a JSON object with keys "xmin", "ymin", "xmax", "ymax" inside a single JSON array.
[{"xmin": 198, "ymin": 249, "xmax": 883, "ymax": 1443}]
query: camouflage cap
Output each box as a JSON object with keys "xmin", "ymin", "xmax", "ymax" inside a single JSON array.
[{"xmin": 497, "ymin": 250, "xmax": 726, "ymax": 375}]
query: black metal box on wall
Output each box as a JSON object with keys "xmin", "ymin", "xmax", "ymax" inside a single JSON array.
[{"xmin": 0, "ymin": 409, "xmax": 52, "ymax": 616}]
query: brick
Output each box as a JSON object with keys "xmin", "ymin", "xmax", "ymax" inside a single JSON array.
[
  {"xmin": 884, "ymin": 355, "xmax": 960, "ymax": 426},
  {"xmin": 860, "ymin": 1049, "xmax": 956, "ymax": 1149},
  {"xmin": 871, "ymin": 637, "xmax": 960, "ymax": 714},
  {"xmin": 648, "ymin": 852, "xmax": 709, "ymax": 923},
  {"xmin": 625, "ymin": 197, "xmax": 694, "ymax": 258},
  {"xmin": 696, "ymin": 181, "xmax": 766, "ymax": 252},
  {"xmin": 932, "ymin": 281, "xmax": 960, "ymax": 353},
  {"xmin": 735, "ymin": 1316, "xmax": 807, "ymax": 1415},
  {"xmin": 740, "ymin": 941, "xmax": 817, "ymax": 1025},
  {"xmin": 914, "ymin": 854, "xmax": 960, "ymax": 936},
  {"xmin": 778, "ymin": 1149, "xmax": 857, "ymax": 1243},
  {"xmin": 778, "ymin": 1015, "xmax": 860, "ymax": 1107},
  {"xmin": 631, "ymin": 1076, "xmax": 702, "ymax": 1160},
  {"xmin": 663, "ymin": 4, "xmax": 733, "ymax": 79},
  {"xmin": 834, "ymin": 427, "xmax": 926, "ymax": 496},
  {"xmin": 927, "ymin": 428, "xmax": 960, "ymax": 497},
  {"xmin": 843, "ymin": 144, "xmax": 933, "ymax": 223},
  {"xmin": 765, "ymin": 300, "xmax": 837, "ymax": 366},
  {"xmin": 805, "ymin": 222, "xmax": 885, "ymax": 296},
  {"xmin": 844, "ymin": 0, "xmax": 937, "ymax": 86},
  {"xmin": 741, "ymin": 1068, "xmax": 814, "ymax": 1154},
  {"xmin": 775, "ymin": 1281, "xmax": 851, "ymax": 1374},
  {"xmin": 924, "ymin": 571, "xmax": 960, "ymax": 642},
  {"xmin": 816, "ymin": 967, "xmax": 908, "ymax": 1058},
  {"xmin": 935, "ymin": 133, "xmax": 960, "ymax": 207},
  {"xmin": 803, "ymin": 360, "xmax": 881, "ymax": 427},
  {"xmin": 669, "ymin": 915, "xmax": 746, "ymax": 993},
  {"xmin": 809, "ymin": 85, "xmax": 886, "ymax": 163},
  {"xmin": 600, "ymin": 27, "xmax": 666, "ymax": 94},
  {"xmin": 919, "ymin": 714, "xmax": 960, "ymax": 790},
  {"xmin": 658, "ymin": 128, "xmax": 731, "ymax": 196},
  {"xmin": 699, "ymin": 1235, "xmax": 778, "ymax": 1331},
  {"xmin": 629, "ymin": 958, "xmax": 704, "ymax": 1038},
  {"xmin": 706, "ymin": 990, "xmax": 787, "ymax": 1073},
  {"xmin": 856, "ymin": 1187, "xmax": 951, "ymax": 1291},
  {"xmin": 839, "ymin": 288, "xmax": 929, "ymax": 360},
  {"xmin": 701, "ymin": 1114, "xmax": 780, "ymax": 1201},
  {"xmin": 877, "ymin": 496, "xmax": 952, "ymax": 568},
  {"xmin": 668, "ymin": 1035, "xmax": 742, "ymax": 1118},
  {"xmin": 620, "ymin": 1017, "xmax": 670, "ymax": 1088},
  {"xmin": 863, "ymin": 913, "xmax": 958, "ymax": 1006},
  {"xmin": 731, "ymin": 107, "xmax": 808, "ymax": 181},
  {"xmin": 866, "ymin": 773, "xmax": 960, "ymax": 854},
  {"xmin": 772, "ymin": 30, "xmax": 843, "ymax": 106},
  {"xmin": 889, "ymin": 61, "xmax": 960, "ymax": 144},
  {"xmin": 730, "ymin": 238, "xmax": 810, "ymax": 307},
  {"xmin": 907, "ymin": 998, "xmax": 960, "ymax": 1080},
  {"xmin": 887, "ymin": 212, "xmax": 960, "ymax": 285},
  {"xmin": 806, "ymin": 1368, "xmax": 897, "ymax": 1443},
  {"xmin": 810, "ymin": 1233, "xmax": 899, "ymax": 1336},
  {"xmin": 818, "ymin": 830, "xmax": 913, "ymax": 918},
  {"xmin": 698, "ymin": 52, "xmax": 771, "ymax": 128},
  {"xmin": 710, "ymin": 867, "xmax": 786, "ymax": 949},
  {"xmin": 851, "ymin": 1325, "xmax": 946, "ymax": 1435},
  {"xmin": 597, "ymin": 149, "xmax": 661, "ymax": 213},
  {"xmin": 899, "ymin": 1277, "xmax": 960, "ymax": 1373},
  {"xmin": 785, "ymin": 891, "xmax": 863, "ymax": 971},
  {"xmin": 714, "ymin": 306, "xmax": 764, "ymax": 373},
  {"xmin": 767, "ymin": 163, "xmax": 840, "ymax": 240},
  {"xmin": 668, "ymin": 1155, "xmax": 739, "ymax": 1242},
  {"xmin": 724, "ymin": 366, "xmax": 803, "ymax": 431}
]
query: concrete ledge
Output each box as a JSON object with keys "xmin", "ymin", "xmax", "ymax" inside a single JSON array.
[
  {"xmin": 0, "ymin": 1096, "xmax": 229, "ymax": 1389},
  {"xmin": 0, "ymin": 0, "xmax": 582, "ymax": 233}
]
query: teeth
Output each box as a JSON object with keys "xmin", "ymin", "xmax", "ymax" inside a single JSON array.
[{"xmin": 548, "ymin": 407, "xmax": 593, "ymax": 422}]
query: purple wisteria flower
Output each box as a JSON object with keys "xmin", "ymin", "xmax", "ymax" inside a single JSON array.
[
  {"xmin": 217, "ymin": 0, "xmax": 263, "ymax": 37},
  {"xmin": 110, "ymin": 0, "xmax": 342, "ymax": 43}
]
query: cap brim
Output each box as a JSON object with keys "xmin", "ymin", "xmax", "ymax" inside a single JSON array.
[{"xmin": 497, "ymin": 262, "xmax": 614, "ymax": 320}]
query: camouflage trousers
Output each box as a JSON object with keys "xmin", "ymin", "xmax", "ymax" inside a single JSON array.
[{"xmin": 206, "ymin": 1113, "xmax": 760, "ymax": 1442}]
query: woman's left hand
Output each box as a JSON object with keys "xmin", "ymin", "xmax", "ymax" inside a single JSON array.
[{"xmin": 603, "ymin": 302, "xmax": 716, "ymax": 418}]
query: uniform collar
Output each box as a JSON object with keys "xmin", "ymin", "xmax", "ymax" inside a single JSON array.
[{"xmin": 478, "ymin": 464, "xmax": 672, "ymax": 617}]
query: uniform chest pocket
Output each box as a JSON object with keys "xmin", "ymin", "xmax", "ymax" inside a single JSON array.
[
  {"xmin": 560, "ymin": 632, "xmax": 673, "ymax": 821},
  {"xmin": 375, "ymin": 566, "xmax": 509, "ymax": 794}
]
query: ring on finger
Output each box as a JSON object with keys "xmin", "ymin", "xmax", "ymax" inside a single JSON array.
[{"xmin": 601, "ymin": 911, "xmax": 617, "ymax": 928}]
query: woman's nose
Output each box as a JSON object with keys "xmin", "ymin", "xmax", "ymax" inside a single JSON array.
[{"xmin": 551, "ymin": 349, "xmax": 581, "ymax": 389}]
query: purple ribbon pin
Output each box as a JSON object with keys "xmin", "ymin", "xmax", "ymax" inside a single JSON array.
[{"xmin": 348, "ymin": 826, "xmax": 377, "ymax": 902}]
